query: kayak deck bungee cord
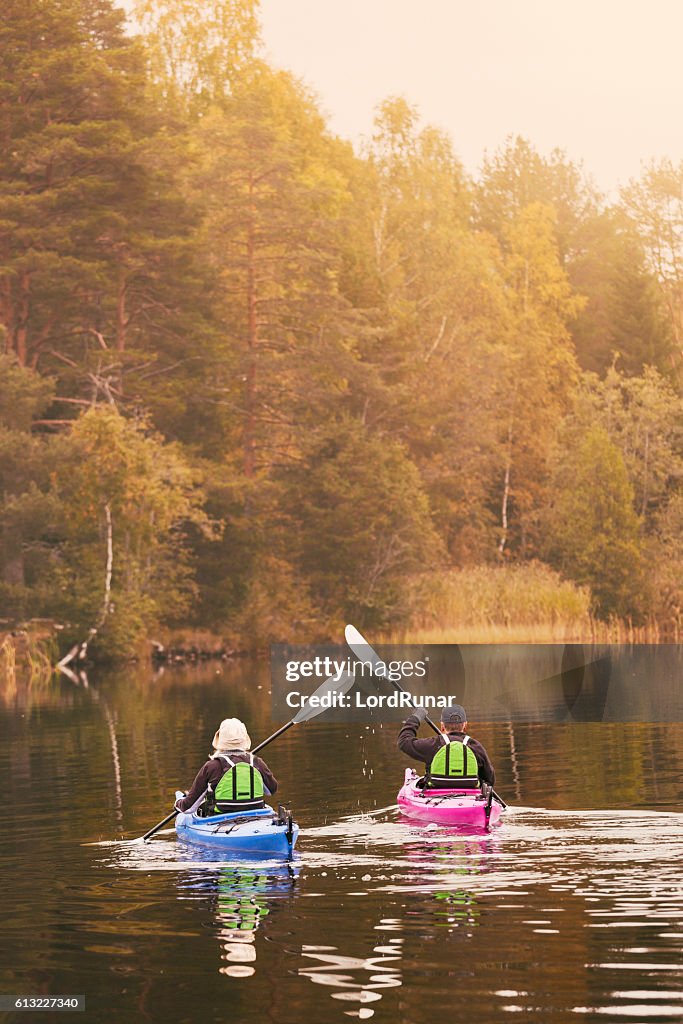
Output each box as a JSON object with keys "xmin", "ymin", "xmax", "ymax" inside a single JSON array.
[{"xmin": 176, "ymin": 804, "xmax": 299, "ymax": 857}]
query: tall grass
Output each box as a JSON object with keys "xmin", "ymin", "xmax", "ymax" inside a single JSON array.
[
  {"xmin": 0, "ymin": 634, "xmax": 17, "ymax": 683},
  {"xmin": 389, "ymin": 562, "xmax": 661, "ymax": 643},
  {"xmin": 0, "ymin": 628, "xmax": 55, "ymax": 703}
]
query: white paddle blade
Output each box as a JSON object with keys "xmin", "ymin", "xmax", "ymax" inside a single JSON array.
[
  {"xmin": 344, "ymin": 624, "xmax": 384, "ymax": 672},
  {"xmin": 292, "ymin": 668, "xmax": 356, "ymax": 723}
]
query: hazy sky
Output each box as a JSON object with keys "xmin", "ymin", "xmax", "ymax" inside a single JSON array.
[{"xmin": 259, "ymin": 0, "xmax": 683, "ymax": 195}]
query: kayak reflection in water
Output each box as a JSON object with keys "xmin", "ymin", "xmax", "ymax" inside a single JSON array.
[
  {"xmin": 397, "ymin": 705, "xmax": 495, "ymax": 790},
  {"xmin": 174, "ymin": 718, "xmax": 278, "ymax": 816},
  {"xmin": 181, "ymin": 862, "xmax": 297, "ymax": 979},
  {"xmin": 215, "ymin": 866, "xmax": 275, "ymax": 978}
]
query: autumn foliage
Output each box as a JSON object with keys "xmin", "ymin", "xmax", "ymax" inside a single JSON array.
[{"xmin": 1, "ymin": 0, "xmax": 682, "ymax": 656}]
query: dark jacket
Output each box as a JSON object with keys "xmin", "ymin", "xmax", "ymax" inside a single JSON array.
[
  {"xmin": 177, "ymin": 751, "xmax": 278, "ymax": 812},
  {"xmin": 397, "ymin": 715, "xmax": 495, "ymax": 786}
]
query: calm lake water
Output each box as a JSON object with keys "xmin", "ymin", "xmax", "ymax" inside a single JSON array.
[{"xmin": 1, "ymin": 658, "xmax": 683, "ymax": 1023}]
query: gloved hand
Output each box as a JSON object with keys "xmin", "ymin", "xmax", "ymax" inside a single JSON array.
[
  {"xmin": 411, "ymin": 706, "xmax": 428, "ymax": 723},
  {"xmin": 174, "ymin": 790, "xmax": 186, "ymax": 810}
]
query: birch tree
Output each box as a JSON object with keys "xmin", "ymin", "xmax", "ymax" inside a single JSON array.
[{"xmin": 51, "ymin": 407, "xmax": 212, "ymax": 659}]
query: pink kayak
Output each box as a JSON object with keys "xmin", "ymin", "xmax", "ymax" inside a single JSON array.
[{"xmin": 397, "ymin": 769, "xmax": 503, "ymax": 827}]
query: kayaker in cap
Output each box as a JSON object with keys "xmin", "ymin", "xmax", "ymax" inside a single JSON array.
[
  {"xmin": 398, "ymin": 704, "xmax": 495, "ymax": 789},
  {"xmin": 175, "ymin": 718, "xmax": 278, "ymax": 815}
]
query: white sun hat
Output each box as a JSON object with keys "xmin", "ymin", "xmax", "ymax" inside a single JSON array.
[{"xmin": 212, "ymin": 718, "xmax": 251, "ymax": 751}]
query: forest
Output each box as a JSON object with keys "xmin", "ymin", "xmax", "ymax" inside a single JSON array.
[{"xmin": 1, "ymin": 0, "xmax": 682, "ymax": 659}]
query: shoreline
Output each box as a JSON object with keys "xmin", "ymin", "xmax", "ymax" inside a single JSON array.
[{"xmin": 1, "ymin": 618, "xmax": 680, "ymax": 685}]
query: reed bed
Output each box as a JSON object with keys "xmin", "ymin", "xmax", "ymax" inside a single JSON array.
[
  {"xmin": 0, "ymin": 629, "xmax": 55, "ymax": 703},
  {"xmin": 391, "ymin": 563, "xmax": 671, "ymax": 644}
]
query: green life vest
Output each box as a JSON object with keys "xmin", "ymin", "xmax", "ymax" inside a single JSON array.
[
  {"xmin": 428, "ymin": 735, "xmax": 479, "ymax": 789},
  {"xmin": 212, "ymin": 753, "xmax": 265, "ymax": 811}
]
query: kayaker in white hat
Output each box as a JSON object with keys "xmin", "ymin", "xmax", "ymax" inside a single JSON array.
[
  {"xmin": 174, "ymin": 718, "xmax": 278, "ymax": 815},
  {"xmin": 398, "ymin": 704, "xmax": 495, "ymax": 790}
]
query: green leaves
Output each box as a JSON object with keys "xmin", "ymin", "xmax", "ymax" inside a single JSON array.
[
  {"xmin": 134, "ymin": 0, "xmax": 261, "ymax": 106},
  {"xmin": 49, "ymin": 407, "xmax": 212, "ymax": 658},
  {"xmin": 1, "ymin": 1, "xmax": 681, "ymax": 648},
  {"xmin": 283, "ymin": 418, "xmax": 443, "ymax": 632},
  {"xmin": 544, "ymin": 424, "xmax": 644, "ymax": 618}
]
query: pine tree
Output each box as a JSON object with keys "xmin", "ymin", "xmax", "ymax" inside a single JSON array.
[
  {"xmin": 0, "ymin": 0, "xmax": 144, "ymax": 368},
  {"xmin": 281, "ymin": 417, "xmax": 443, "ymax": 632},
  {"xmin": 0, "ymin": 0, "xmax": 212, "ymax": 418},
  {"xmin": 0, "ymin": 354, "xmax": 57, "ymax": 611},
  {"xmin": 570, "ymin": 210, "xmax": 673, "ymax": 377},
  {"xmin": 476, "ymin": 135, "xmax": 599, "ymax": 263},
  {"xmin": 186, "ymin": 67, "xmax": 357, "ymax": 477}
]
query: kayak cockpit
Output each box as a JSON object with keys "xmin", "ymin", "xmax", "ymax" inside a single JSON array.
[{"xmin": 176, "ymin": 804, "xmax": 299, "ymax": 856}]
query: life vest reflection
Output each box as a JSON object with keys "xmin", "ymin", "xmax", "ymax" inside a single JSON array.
[
  {"xmin": 210, "ymin": 864, "xmax": 296, "ymax": 978},
  {"xmin": 429, "ymin": 836, "xmax": 492, "ymax": 932},
  {"xmin": 406, "ymin": 831, "xmax": 496, "ymax": 935}
]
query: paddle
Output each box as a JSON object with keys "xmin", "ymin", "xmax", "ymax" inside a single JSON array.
[
  {"xmin": 142, "ymin": 807, "xmax": 183, "ymax": 843},
  {"xmin": 141, "ymin": 667, "xmax": 355, "ymax": 843},
  {"xmin": 344, "ymin": 624, "xmax": 507, "ymax": 812},
  {"xmin": 484, "ymin": 784, "xmax": 494, "ymax": 825},
  {"xmin": 250, "ymin": 670, "xmax": 354, "ymax": 755}
]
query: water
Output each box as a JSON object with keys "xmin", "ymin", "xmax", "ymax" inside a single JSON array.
[{"xmin": 1, "ymin": 660, "xmax": 683, "ymax": 1022}]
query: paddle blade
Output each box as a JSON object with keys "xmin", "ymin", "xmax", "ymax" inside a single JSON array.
[
  {"xmin": 346, "ymin": 623, "xmax": 441, "ymax": 738},
  {"xmin": 344, "ymin": 624, "xmax": 384, "ymax": 672},
  {"xmin": 292, "ymin": 668, "xmax": 356, "ymax": 723},
  {"xmin": 344, "ymin": 623, "xmax": 411, "ymax": 697}
]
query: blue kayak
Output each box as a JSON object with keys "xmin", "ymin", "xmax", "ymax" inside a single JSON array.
[{"xmin": 175, "ymin": 805, "xmax": 299, "ymax": 858}]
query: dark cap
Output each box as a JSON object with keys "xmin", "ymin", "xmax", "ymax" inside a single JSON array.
[{"xmin": 441, "ymin": 704, "xmax": 467, "ymax": 724}]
